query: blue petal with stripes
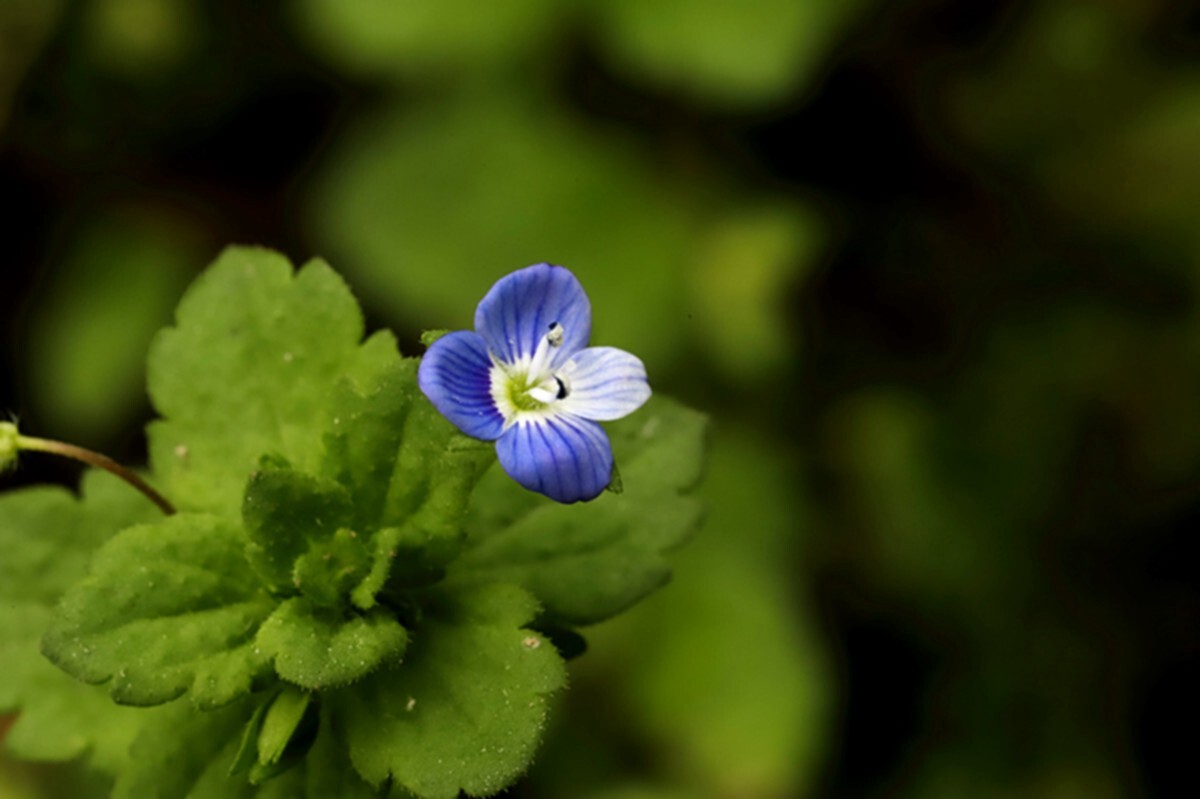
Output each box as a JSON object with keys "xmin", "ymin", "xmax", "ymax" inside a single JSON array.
[
  {"xmin": 418, "ymin": 263, "xmax": 650, "ymax": 503},
  {"xmin": 475, "ymin": 263, "xmax": 591, "ymax": 368},
  {"xmin": 496, "ymin": 417, "xmax": 614, "ymax": 504},
  {"xmin": 417, "ymin": 331, "xmax": 505, "ymax": 441}
]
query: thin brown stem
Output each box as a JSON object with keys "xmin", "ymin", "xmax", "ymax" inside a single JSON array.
[{"xmin": 17, "ymin": 435, "xmax": 176, "ymax": 515}]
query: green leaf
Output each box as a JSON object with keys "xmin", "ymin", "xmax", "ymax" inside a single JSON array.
[
  {"xmin": 292, "ymin": 527, "xmax": 372, "ymax": 608},
  {"xmin": 0, "ymin": 469, "xmax": 160, "ymax": 771},
  {"xmin": 0, "ymin": 603, "xmax": 158, "ymax": 773},
  {"xmin": 112, "ymin": 698, "xmax": 255, "ymax": 799},
  {"xmin": 0, "ymin": 471, "xmax": 156, "ymax": 608},
  {"xmin": 242, "ymin": 462, "xmax": 355, "ymax": 596},
  {"xmin": 237, "ymin": 324, "xmax": 493, "ymax": 612},
  {"xmin": 339, "ymin": 583, "xmax": 567, "ymax": 799},
  {"xmin": 319, "ymin": 332, "xmax": 416, "ymax": 530},
  {"xmin": 350, "ymin": 525, "xmax": 445, "ymax": 611},
  {"xmin": 451, "ymin": 396, "xmax": 708, "ymax": 625},
  {"xmin": 114, "ymin": 696, "xmax": 376, "ymax": 799},
  {"xmin": 43, "ymin": 513, "xmax": 276, "ymax": 709},
  {"xmin": 419, "ymin": 329, "xmax": 449, "ymax": 346},
  {"xmin": 253, "ymin": 706, "xmax": 378, "ymax": 799},
  {"xmin": 255, "ymin": 598, "xmax": 407, "ymax": 690},
  {"xmin": 228, "ymin": 696, "xmax": 272, "ymax": 778},
  {"xmin": 316, "ymin": 329, "xmax": 493, "ymax": 536},
  {"xmin": 377, "ymin": 392, "xmax": 495, "ymax": 535},
  {"xmin": 146, "ymin": 246, "xmax": 366, "ymax": 518},
  {"xmin": 315, "ymin": 328, "xmax": 495, "ymax": 604},
  {"xmin": 256, "ymin": 687, "xmax": 312, "ymax": 767}
]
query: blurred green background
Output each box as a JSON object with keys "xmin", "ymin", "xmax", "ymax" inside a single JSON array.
[{"xmin": 1, "ymin": 1, "xmax": 1196, "ymax": 797}]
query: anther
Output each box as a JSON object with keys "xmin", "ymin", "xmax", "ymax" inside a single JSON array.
[
  {"xmin": 554, "ymin": 376, "xmax": 569, "ymax": 400},
  {"xmin": 547, "ymin": 322, "xmax": 564, "ymax": 347}
]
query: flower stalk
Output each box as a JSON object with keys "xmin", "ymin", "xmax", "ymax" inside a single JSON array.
[{"xmin": 2, "ymin": 423, "xmax": 175, "ymax": 515}]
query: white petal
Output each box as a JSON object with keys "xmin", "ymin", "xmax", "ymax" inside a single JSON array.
[{"xmin": 556, "ymin": 347, "xmax": 651, "ymax": 422}]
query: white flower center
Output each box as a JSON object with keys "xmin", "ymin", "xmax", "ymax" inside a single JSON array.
[{"xmin": 489, "ymin": 322, "xmax": 573, "ymax": 426}]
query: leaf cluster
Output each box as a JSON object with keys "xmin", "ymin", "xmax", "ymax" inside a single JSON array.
[{"xmin": 0, "ymin": 247, "xmax": 707, "ymax": 797}]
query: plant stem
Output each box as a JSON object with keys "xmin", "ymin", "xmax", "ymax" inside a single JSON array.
[{"xmin": 16, "ymin": 435, "xmax": 176, "ymax": 515}]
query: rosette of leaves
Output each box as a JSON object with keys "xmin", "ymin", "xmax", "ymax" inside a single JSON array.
[{"xmin": 0, "ymin": 247, "xmax": 707, "ymax": 798}]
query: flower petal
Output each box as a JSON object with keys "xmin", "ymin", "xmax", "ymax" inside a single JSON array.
[
  {"xmin": 557, "ymin": 347, "xmax": 651, "ymax": 421},
  {"xmin": 496, "ymin": 415, "xmax": 613, "ymax": 503},
  {"xmin": 417, "ymin": 331, "xmax": 505, "ymax": 441},
  {"xmin": 474, "ymin": 264, "xmax": 591, "ymax": 367}
]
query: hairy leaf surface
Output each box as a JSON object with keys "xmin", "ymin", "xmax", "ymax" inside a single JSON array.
[
  {"xmin": 340, "ymin": 583, "xmax": 566, "ymax": 799},
  {"xmin": 256, "ymin": 598, "xmax": 407, "ymax": 690},
  {"xmin": 0, "ymin": 470, "xmax": 160, "ymax": 771},
  {"xmin": 147, "ymin": 246, "xmax": 366, "ymax": 517},
  {"xmin": 43, "ymin": 513, "xmax": 276, "ymax": 708},
  {"xmin": 452, "ymin": 396, "xmax": 707, "ymax": 625}
]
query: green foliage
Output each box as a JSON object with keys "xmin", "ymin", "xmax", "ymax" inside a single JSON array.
[
  {"xmin": 0, "ymin": 470, "xmax": 160, "ymax": 771},
  {"xmin": 310, "ymin": 87, "xmax": 822, "ymax": 382},
  {"xmin": 256, "ymin": 687, "xmax": 312, "ymax": 769},
  {"xmin": 146, "ymin": 247, "xmax": 367, "ymax": 517},
  {"xmin": 111, "ymin": 698, "xmax": 254, "ymax": 799},
  {"xmin": 291, "ymin": 527, "xmax": 372, "ymax": 608},
  {"xmin": 689, "ymin": 204, "xmax": 823, "ymax": 380},
  {"xmin": 295, "ymin": 0, "xmax": 551, "ymax": 75},
  {"xmin": 25, "ymin": 208, "xmax": 196, "ymax": 440},
  {"xmin": 2, "ymin": 247, "xmax": 705, "ymax": 798},
  {"xmin": 295, "ymin": 0, "xmax": 871, "ymax": 105},
  {"xmin": 606, "ymin": 430, "xmax": 829, "ymax": 796},
  {"xmin": 243, "ymin": 462, "xmax": 357, "ymax": 596},
  {"xmin": 256, "ymin": 599, "xmax": 407, "ymax": 689},
  {"xmin": 340, "ymin": 583, "xmax": 566, "ymax": 799},
  {"xmin": 8, "ymin": 0, "xmax": 1186, "ymax": 795},
  {"xmin": 310, "ymin": 89, "xmax": 699, "ymax": 370},
  {"xmin": 42, "ymin": 513, "xmax": 277, "ymax": 709},
  {"xmin": 595, "ymin": 0, "xmax": 873, "ymax": 104},
  {"xmin": 84, "ymin": 0, "xmax": 200, "ymax": 77},
  {"xmin": 533, "ymin": 430, "xmax": 828, "ymax": 799},
  {"xmin": 254, "ymin": 706, "xmax": 377, "ymax": 799},
  {"xmin": 317, "ymin": 331, "xmax": 417, "ymax": 530},
  {"xmin": 454, "ymin": 396, "xmax": 707, "ymax": 625}
]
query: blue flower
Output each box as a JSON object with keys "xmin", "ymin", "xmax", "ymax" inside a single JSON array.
[{"xmin": 418, "ymin": 263, "xmax": 651, "ymax": 503}]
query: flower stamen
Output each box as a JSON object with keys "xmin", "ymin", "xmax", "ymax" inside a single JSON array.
[{"xmin": 490, "ymin": 328, "xmax": 576, "ymax": 424}]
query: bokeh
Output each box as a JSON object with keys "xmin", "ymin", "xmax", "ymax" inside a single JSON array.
[{"xmin": 2, "ymin": 1, "xmax": 1196, "ymax": 797}]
